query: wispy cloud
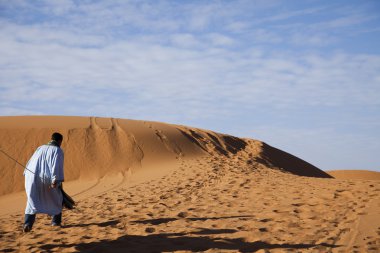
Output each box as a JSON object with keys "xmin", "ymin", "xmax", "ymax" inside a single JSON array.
[{"xmin": 1, "ymin": 32, "xmax": 379, "ymax": 125}]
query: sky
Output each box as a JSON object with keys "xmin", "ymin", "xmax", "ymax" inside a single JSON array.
[{"xmin": 0, "ymin": 0, "xmax": 379, "ymax": 171}]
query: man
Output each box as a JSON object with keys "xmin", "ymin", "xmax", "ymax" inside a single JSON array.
[{"xmin": 23, "ymin": 132, "xmax": 65, "ymax": 232}]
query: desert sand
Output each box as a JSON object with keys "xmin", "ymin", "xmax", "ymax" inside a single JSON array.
[
  {"xmin": 327, "ymin": 170, "xmax": 380, "ymax": 181},
  {"xmin": 0, "ymin": 116, "xmax": 379, "ymax": 252}
]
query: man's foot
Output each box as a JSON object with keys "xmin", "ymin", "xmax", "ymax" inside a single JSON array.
[
  {"xmin": 51, "ymin": 222, "xmax": 61, "ymax": 227},
  {"xmin": 23, "ymin": 224, "xmax": 31, "ymax": 233}
]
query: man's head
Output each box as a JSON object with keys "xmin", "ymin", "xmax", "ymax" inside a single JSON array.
[{"xmin": 51, "ymin": 132, "xmax": 63, "ymax": 147}]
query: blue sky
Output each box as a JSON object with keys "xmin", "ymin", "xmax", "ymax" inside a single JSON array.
[{"xmin": 1, "ymin": 0, "xmax": 379, "ymax": 171}]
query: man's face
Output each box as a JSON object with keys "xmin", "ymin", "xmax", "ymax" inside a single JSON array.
[{"xmin": 58, "ymin": 140, "xmax": 63, "ymax": 147}]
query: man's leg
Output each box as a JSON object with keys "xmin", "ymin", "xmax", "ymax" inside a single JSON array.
[
  {"xmin": 23, "ymin": 214, "xmax": 36, "ymax": 232},
  {"xmin": 51, "ymin": 212, "xmax": 62, "ymax": 226}
]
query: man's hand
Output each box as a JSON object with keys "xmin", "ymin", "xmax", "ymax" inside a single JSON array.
[{"xmin": 51, "ymin": 181, "xmax": 58, "ymax": 188}]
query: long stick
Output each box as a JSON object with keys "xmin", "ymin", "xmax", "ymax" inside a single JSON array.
[{"xmin": 0, "ymin": 149, "xmax": 35, "ymax": 174}]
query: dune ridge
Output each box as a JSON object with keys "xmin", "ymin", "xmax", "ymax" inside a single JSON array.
[{"xmin": 0, "ymin": 116, "xmax": 330, "ymax": 196}]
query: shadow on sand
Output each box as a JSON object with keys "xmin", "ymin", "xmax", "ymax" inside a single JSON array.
[
  {"xmin": 62, "ymin": 219, "xmax": 120, "ymax": 228},
  {"xmin": 131, "ymin": 215, "xmax": 255, "ymax": 226},
  {"xmin": 40, "ymin": 230, "xmax": 340, "ymax": 253},
  {"xmin": 41, "ymin": 216, "xmax": 340, "ymax": 253}
]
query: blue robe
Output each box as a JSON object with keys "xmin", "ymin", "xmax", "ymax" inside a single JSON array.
[{"xmin": 24, "ymin": 144, "xmax": 64, "ymax": 215}]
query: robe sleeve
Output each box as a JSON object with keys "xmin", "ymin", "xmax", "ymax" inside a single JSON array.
[
  {"xmin": 24, "ymin": 147, "xmax": 41, "ymax": 176},
  {"xmin": 51, "ymin": 149, "xmax": 64, "ymax": 183}
]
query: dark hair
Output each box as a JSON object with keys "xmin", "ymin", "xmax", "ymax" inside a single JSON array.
[{"xmin": 51, "ymin": 132, "xmax": 63, "ymax": 142}]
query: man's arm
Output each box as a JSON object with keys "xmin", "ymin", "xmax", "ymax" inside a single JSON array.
[{"xmin": 51, "ymin": 149, "xmax": 64, "ymax": 188}]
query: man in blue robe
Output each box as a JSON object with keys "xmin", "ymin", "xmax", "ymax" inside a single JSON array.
[{"xmin": 23, "ymin": 132, "xmax": 65, "ymax": 232}]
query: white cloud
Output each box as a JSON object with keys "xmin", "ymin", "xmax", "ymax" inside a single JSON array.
[
  {"xmin": 0, "ymin": 105, "xmax": 44, "ymax": 116},
  {"xmin": 249, "ymin": 29, "xmax": 283, "ymax": 44},
  {"xmin": 256, "ymin": 6, "xmax": 326, "ymax": 23},
  {"xmin": 206, "ymin": 33, "xmax": 235, "ymax": 46},
  {"xmin": 290, "ymin": 33, "xmax": 337, "ymax": 47},
  {"xmin": 225, "ymin": 21, "xmax": 249, "ymax": 33},
  {"xmin": 41, "ymin": 0, "xmax": 75, "ymax": 16},
  {"xmin": 170, "ymin": 33, "xmax": 202, "ymax": 48},
  {"xmin": 0, "ymin": 21, "xmax": 107, "ymax": 48}
]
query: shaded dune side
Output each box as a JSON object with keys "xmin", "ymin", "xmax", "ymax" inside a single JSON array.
[
  {"xmin": 175, "ymin": 126, "xmax": 247, "ymax": 157},
  {"xmin": 175, "ymin": 127, "xmax": 331, "ymax": 178},
  {"xmin": 255, "ymin": 142, "xmax": 333, "ymax": 178},
  {"xmin": 0, "ymin": 116, "xmax": 330, "ymax": 196}
]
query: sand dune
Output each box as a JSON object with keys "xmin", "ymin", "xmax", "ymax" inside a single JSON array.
[
  {"xmin": 327, "ymin": 170, "xmax": 380, "ymax": 180},
  {"xmin": 0, "ymin": 116, "xmax": 331, "ymax": 196},
  {"xmin": 0, "ymin": 116, "xmax": 379, "ymax": 252}
]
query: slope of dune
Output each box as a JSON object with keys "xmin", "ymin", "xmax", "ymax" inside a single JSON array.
[
  {"xmin": 327, "ymin": 170, "xmax": 380, "ymax": 180},
  {"xmin": 0, "ymin": 116, "xmax": 379, "ymax": 253}
]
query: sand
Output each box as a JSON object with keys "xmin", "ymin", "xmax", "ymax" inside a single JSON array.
[
  {"xmin": 327, "ymin": 170, "xmax": 380, "ymax": 180},
  {"xmin": 0, "ymin": 116, "xmax": 379, "ymax": 252}
]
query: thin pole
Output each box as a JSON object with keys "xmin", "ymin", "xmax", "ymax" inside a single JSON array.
[{"xmin": 0, "ymin": 149, "xmax": 35, "ymax": 174}]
